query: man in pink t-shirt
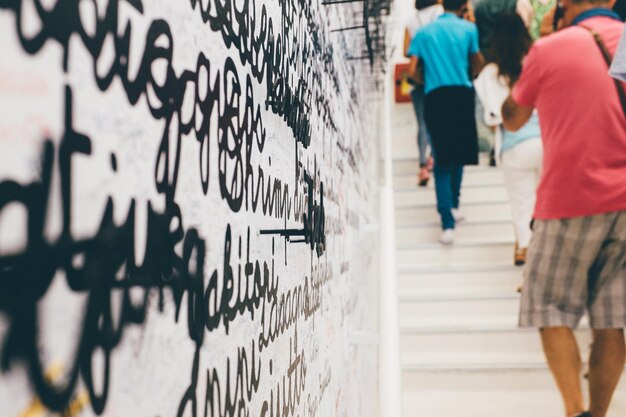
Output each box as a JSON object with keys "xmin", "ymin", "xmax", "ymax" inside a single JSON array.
[{"xmin": 502, "ymin": 1, "xmax": 626, "ymax": 416}]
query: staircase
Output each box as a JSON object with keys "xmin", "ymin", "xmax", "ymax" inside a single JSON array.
[{"xmin": 391, "ymin": 102, "xmax": 626, "ymax": 417}]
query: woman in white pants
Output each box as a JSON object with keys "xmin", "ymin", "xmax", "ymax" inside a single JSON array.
[
  {"xmin": 475, "ymin": 13, "xmax": 542, "ymax": 266},
  {"xmin": 500, "ymin": 120, "xmax": 542, "ymax": 265}
]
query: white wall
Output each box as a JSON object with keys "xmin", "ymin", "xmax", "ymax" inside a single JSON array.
[{"xmin": 0, "ymin": 1, "xmax": 383, "ymax": 416}]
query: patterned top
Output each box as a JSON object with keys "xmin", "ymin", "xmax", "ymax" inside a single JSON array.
[{"xmin": 517, "ymin": 0, "xmax": 556, "ymax": 40}]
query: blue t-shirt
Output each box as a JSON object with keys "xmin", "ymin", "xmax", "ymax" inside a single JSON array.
[
  {"xmin": 408, "ymin": 13, "xmax": 480, "ymax": 94},
  {"xmin": 502, "ymin": 113, "xmax": 541, "ymax": 153}
]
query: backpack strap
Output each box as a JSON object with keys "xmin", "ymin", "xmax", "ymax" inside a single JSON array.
[{"xmin": 579, "ymin": 25, "xmax": 626, "ymax": 118}]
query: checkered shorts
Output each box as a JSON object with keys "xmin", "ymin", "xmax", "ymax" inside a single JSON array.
[{"xmin": 519, "ymin": 211, "xmax": 626, "ymax": 329}]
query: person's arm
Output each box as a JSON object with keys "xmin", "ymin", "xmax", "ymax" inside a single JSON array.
[
  {"xmin": 503, "ymin": 42, "xmax": 541, "ymax": 131},
  {"xmin": 469, "ymin": 24, "xmax": 484, "ymax": 78},
  {"xmin": 502, "ymin": 96, "xmax": 534, "ymax": 132},
  {"xmin": 409, "ymin": 55, "xmax": 421, "ymax": 83},
  {"xmin": 404, "ymin": 28, "xmax": 411, "ymax": 57},
  {"xmin": 516, "ymin": 0, "xmax": 534, "ymax": 28},
  {"xmin": 407, "ymin": 31, "xmax": 421, "ymax": 82},
  {"xmin": 470, "ymin": 52, "xmax": 486, "ymax": 78}
]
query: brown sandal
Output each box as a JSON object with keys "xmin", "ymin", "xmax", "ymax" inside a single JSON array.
[
  {"xmin": 514, "ymin": 246, "xmax": 527, "ymax": 266},
  {"xmin": 418, "ymin": 167, "xmax": 430, "ymax": 187}
]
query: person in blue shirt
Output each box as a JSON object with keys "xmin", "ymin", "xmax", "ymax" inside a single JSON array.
[{"xmin": 408, "ymin": 0, "xmax": 485, "ymax": 245}]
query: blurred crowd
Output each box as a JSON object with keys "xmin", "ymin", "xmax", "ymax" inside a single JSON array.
[{"xmin": 404, "ymin": 1, "xmax": 626, "ymax": 416}]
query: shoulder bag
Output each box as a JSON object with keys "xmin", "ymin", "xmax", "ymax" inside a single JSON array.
[{"xmin": 580, "ymin": 25, "xmax": 626, "ymax": 118}]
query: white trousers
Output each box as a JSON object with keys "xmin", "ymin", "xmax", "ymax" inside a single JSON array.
[{"xmin": 501, "ymin": 138, "xmax": 543, "ymax": 249}]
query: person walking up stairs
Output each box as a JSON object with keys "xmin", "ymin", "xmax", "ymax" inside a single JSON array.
[
  {"xmin": 406, "ymin": 0, "xmax": 485, "ymax": 245},
  {"xmin": 503, "ymin": 1, "xmax": 626, "ymax": 415}
]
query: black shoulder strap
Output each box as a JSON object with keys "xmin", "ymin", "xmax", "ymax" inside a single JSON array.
[{"xmin": 580, "ymin": 25, "xmax": 626, "ymax": 118}]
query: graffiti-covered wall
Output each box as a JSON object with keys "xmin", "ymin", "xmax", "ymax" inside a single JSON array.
[{"xmin": 0, "ymin": 1, "xmax": 384, "ymax": 416}]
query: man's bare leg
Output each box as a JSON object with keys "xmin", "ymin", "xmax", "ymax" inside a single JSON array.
[
  {"xmin": 540, "ymin": 327, "xmax": 585, "ymax": 417},
  {"xmin": 588, "ymin": 329, "xmax": 625, "ymax": 417}
]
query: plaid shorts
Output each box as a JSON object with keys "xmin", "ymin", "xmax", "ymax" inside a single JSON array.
[{"xmin": 519, "ymin": 211, "xmax": 626, "ymax": 329}]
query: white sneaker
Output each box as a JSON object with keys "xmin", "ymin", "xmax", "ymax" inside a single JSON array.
[
  {"xmin": 439, "ymin": 229, "xmax": 455, "ymax": 245},
  {"xmin": 452, "ymin": 208, "xmax": 465, "ymax": 223}
]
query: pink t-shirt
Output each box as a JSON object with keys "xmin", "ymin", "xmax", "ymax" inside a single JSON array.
[{"xmin": 513, "ymin": 16, "xmax": 626, "ymax": 220}]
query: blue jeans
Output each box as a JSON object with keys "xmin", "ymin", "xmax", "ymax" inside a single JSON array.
[
  {"xmin": 434, "ymin": 162, "xmax": 464, "ymax": 230},
  {"xmin": 410, "ymin": 86, "xmax": 431, "ymax": 167}
]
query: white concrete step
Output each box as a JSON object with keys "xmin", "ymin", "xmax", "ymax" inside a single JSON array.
[
  {"xmin": 402, "ymin": 370, "xmax": 626, "ymax": 417},
  {"xmin": 400, "ymin": 326, "xmax": 547, "ymax": 359},
  {"xmin": 404, "ymin": 351, "xmax": 550, "ymax": 370},
  {"xmin": 393, "ymin": 158, "xmax": 494, "ymax": 176},
  {"xmin": 397, "ymin": 265, "xmax": 522, "ymax": 293},
  {"xmin": 390, "ymin": 105, "xmax": 418, "ymax": 162},
  {"xmin": 395, "ymin": 185, "xmax": 508, "ymax": 208},
  {"xmin": 394, "ymin": 170, "xmax": 505, "ymax": 190},
  {"xmin": 402, "ymin": 385, "xmax": 563, "ymax": 417},
  {"xmin": 396, "ymin": 241, "xmax": 513, "ymax": 268},
  {"xmin": 395, "ymin": 202, "xmax": 511, "ymax": 227},
  {"xmin": 396, "ymin": 221, "xmax": 514, "ymax": 245},
  {"xmin": 399, "ymin": 290, "xmax": 520, "ymax": 322},
  {"xmin": 399, "ymin": 316, "xmax": 593, "ymax": 357}
]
